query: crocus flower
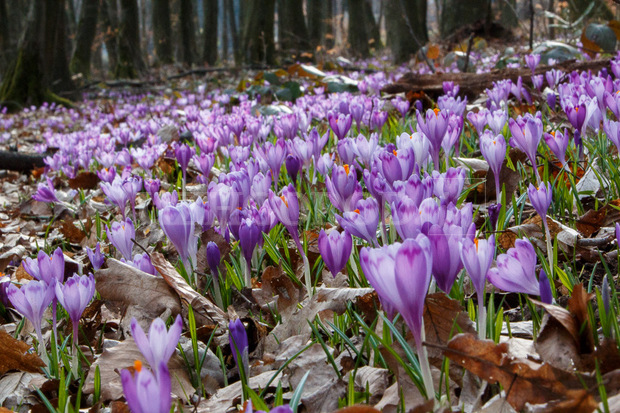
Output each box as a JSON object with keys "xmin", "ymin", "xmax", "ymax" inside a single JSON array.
[
  {"xmin": 208, "ymin": 183, "xmax": 239, "ymax": 242},
  {"xmin": 256, "ymin": 140, "xmax": 286, "ymax": 185},
  {"xmin": 97, "ymin": 167, "xmax": 116, "ymax": 183},
  {"xmin": 416, "ymin": 109, "xmax": 449, "ymax": 169},
  {"xmin": 239, "ymin": 218, "xmax": 262, "ymax": 286},
  {"xmin": 55, "ymin": 273, "xmax": 96, "ymax": 349},
  {"xmin": 229, "ymin": 318, "xmax": 249, "ymax": 376},
  {"xmin": 543, "ymin": 129, "xmax": 569, "ymax": 168},
  {"xmin": 392, "ymin": 174, "xmax": 433, "ymax": 208},
  {"xmin": 285, "ymin": 155, "xmax": 301, "ymax": 185},
  {"xmin": 487, "ymin": 238, "xmax": 540, "ymax": 295},
  {"xmin": 131, "ymin": 315, "xmax": 183, "ymax": 376},
  {"xmin": 326, "ymin": 164, "xmax": 363, "ymax": 213},
  {"xmin": 153, "ymin": 190, "xmax": 179, "ymax": 210},
  {"xmin": 329, "ymin": 113, "xmax": 352, "ymax": 141},
  {"xmin": 398, "ymin": 132, "xmax": 430, "ymax": 168},
  {"xmin": 36, "ymin": 247, "xmax": 65, "ymax": 285},
  {"xmin": 527, "ymin": 182, "xmax": 553, "ymax": 228},
  {"xmin": 121, "ymin": 360, "xmax": 171, "ymax": 413},
  {"xmin": 603, "ymin": 119, "xmax": 620, "ymax": 154},
  {"xmin": 144, "ymin": 178, "xmax": 160, "ymax": 200},
  {"xmin": 32, "ymin": 177, "xmax": 59, "ymax": 203},
  {"xmin": 158, "ymin": 203, "xmax": 198, "ymax": 272},
  {"xmin": 101, "ymin": 177, "xmax": 129, "ymax": 218},
  {"xmin": 337, "ymin": 138, "xmax": 357, "ymax": 165},
  {"xmin": 7, "ymin": 280, "xmax": 56, "ymax": 357},
  {"xmin": 428, "ymin": 224, "xmax": 464, "ymax": 293},
  {"xmin": 131, "ymin": 253, "xmax": 156, "ymax": 275},
  {"xmin": 508, "ymin": 113, "xmax": 543, "ymax": 181},
  {"xmin": 193, "ymin": 152, "xmax": 215, "ymax": 177},
  {"xmin": 336, "ymin": 198, "xmax": 380, "ymax": 246},
  {"xmin": 392, "ymin": 197, "xmax": 423, "ymax": 240},
  {"xmin": 251, "ymin": 172, "xmax": 272, "ymax": 206},
  {"xmin": 318, "ymin": 229, "xmax": 352, "ymax": 278},
  {"xmin": 479, "ymin": 130, "xmax": 506, "ymax": 199},
  {"xmin": 206, "ymin": 241, "xmax": 223, "ymax": 308},
  {"xmin": 432, "ymin": 167, "xmax": 466, "ymax": 206},
  {"xmin": 461, "ymin": 235, "xmax": 495, "ymax": 338},
  {"xmin": 122, "ymin": 175, "xmax": 143, "ymax": 221},
  {"xmin": 525, "ymin": 53, "xmax": 540, "ymax": 73},
  {"xmin": 466, "ymin": 110, "xmax": 488, "ymax": 135},
  {"xmin": 538, "ymin": 269, "xmax": 553, "ymax": 304},
  {"xmin": 486, "ymin": 109, "xmax": 507, "ymax": 135},
  {"xmin": 376, "ymin": 147, "xmax": 416, "ymax": 186},
  {"xmin": 107, "ymin": 218, "xmax": 135, "ymax": 262},
  {"xmin": 487, "ymin": 203, "xmax": 501, "ymax": 229}
]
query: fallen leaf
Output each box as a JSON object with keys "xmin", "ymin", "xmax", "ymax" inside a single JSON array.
[
  {"xmin": 0, "ymin": 330, "xmax": 45, "ymax": 374},
  {"xmin": 260, "ymin": 266, "xmax": 303, "ymax": 316},
  {"xmin": 331, "ymin": 407, "xmax": 381, "ymax": 413},
  {"xmin": 567, "ymin": 284, "xmax": 595, "ymax": 354},
  {"xmin": 94, "ymin": 258, "xmax": 181, "ymax": 319},
  {"xmin": 60, "ymin": 220, "xmax": 86, "ymax": 244},
  {"xmin": 68, "ymin": 171, "xmax": 99, "ymax": 190}
]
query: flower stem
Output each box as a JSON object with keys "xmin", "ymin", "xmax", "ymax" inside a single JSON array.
[
  {"xmin": 477, "ymin": 296, "xmax": 487, "ymax": 340},
  {"xmin": 415, "ymin": 325, "xmax": 435, "ymax": 400},
  {"xmin": 544, "ymin": 220, "xmax": 554, "ymax": 280}
]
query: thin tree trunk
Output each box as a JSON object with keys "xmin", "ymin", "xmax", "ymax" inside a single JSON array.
[
  {"xmin": 180, "ymin": 0, "xmax": 197, "ymax": 65},
  {"xmin": 71, "ymin": 0, "xmax": 101, "ymax": 78},
  {"xmin": 115, "ymin": 0, "xmax": 146, "ymax": 78},
  {"xmin": 203, "ymin": 0, "xmax": 218, "ymax": 64},
  {"xmin": 363, "ymin": 0, "xmax": 381, "ymax": 50},
  {"xmin": 348, "ymin": 0, "xmax": 369, "ymax": 57},
  {"xmin": 221, "ymin": 0, "xmax": 228, "ymax": 61},
  {"xmin": 385, "ymin": 0, "xmax": 427, "ymax": 64},
  {"xmin": 0, "ymin": 0, "xmax": 10, "ymax": 64},
  {"xmin": 102, "ymin": 0, "xmax": 119, "ymax": 72},
  {"xmin": 153, "ymin": 0, "xmax": 173, "ymax": 63},
  {"xmin": 241, "ymin": 0, "xmax": 275, "ymax": 64},
  {"xmin": 278, "ymin": 0, "xmax": 309, "ymax": 54},
  {"xmin": 226, "ymin": 0, "xmax": 241, "ymax": 65}
]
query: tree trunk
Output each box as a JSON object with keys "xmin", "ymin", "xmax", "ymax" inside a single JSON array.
[
  {"xmin": 179, "ymin": 0, "xmax": 197, "ymax": 65},
  {"xmin": 0, "ymin": 0, "xmax": 75, "ymax": 109},
  {"xmin": 102, "ymin": 0, "xmax": 119, "ymax": 72},
  {"xmin": 347, "ymin": 0, "xmax": 369, "ymax": 57},
  {"xmin": 0, "ymin": 0, "xmax": 10, "ymax": 69},
  {"xmin": 221, "ymin": 0, "xmax": 228, "ymax": 60},
  {"xmin": 153, "ymin": 0, "xmax": 173, "ymax": 64},
  {"xmin": 114, "ymin": 0, "xmax": 146, "ymax": 78},
  {"xmin": 278, "ymin": 0, "xmax": 309, "ymax": 54},
  {"xmin": 385, "ymin": 0, "xmax": 427, "ymax": 64},
  {"xmin": 499, "ymin": 0, "xmax": 517, "ymax": 29},
  {"xmin": 203, "ymin": 0, "xmax": 218, "ymax": 64},
  {"xmin": 241, "ymin": 0, "xmax": 275, "ymax": 64},
  {"xmin": 226, "ymin": 0, "xmax": 241, "ymax": 65},
  {"xmin": 440, "ymin": 0, "xmax": 485, "ymax": 38},
  {"xmin": 71, "ymin": 0, "xmax": 100, "ymax": 78},
  {"xmin": 363, "ymin": 0, "xmax": 381, "ymax": 50}
]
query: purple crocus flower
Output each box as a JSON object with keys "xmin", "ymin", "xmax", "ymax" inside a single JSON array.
[
  {"xmin": 239, "ymin": 218, "xmax": 262, "ymax": 283},
  {"xmin": 337, "ymin": 138, "xmax": 357, "ymax": 165},
  {"xmin": 543, "ymin": 129, "xmax": 569, "ymax": 167},
  {"xmin": 130, "ymin": 315, "xmax": 183, "ymax": 375},
  {"xmin": 336, "ymin": 198, "xmax": 380, "ymax": 246},
  {"xmin": 318, "ymin": 229, "xmax": 352, "ymax": 278},
  {"xmin": 392, "ymin": 98, "xmax": 410, "ymax": 118},
  {"xmin": 229, "ymin": 318, "xmax": 249, "ymax": 375},
  {"xmin": 416, "ymin": 109, "xmax": 449, "ymax": 169},
  {"xmin": 7, "ymin": 280, "xmax": 56, "ymax": 355},
  {"xmin": 36, "ymin": 247, "xmax": 65, "ymax": 284},
  {"xmin": 97, "ymin": 167, "xmax": 116, "ymax": 183},
  {"xmin": 121, "ymin": 361, "xmax": 171, "ymax": 413},
  {"xmin": 206, "ymin": 241, "xmax": 221, "ymax": 281},
  {"xmin": 525, "ymin": 54, "xmax": 540, "ymax": 73},
  {"xmin": 285, "ymin": 155, "xmax": 301, "ymax": 185},
  {"xmin": 461, "ymin": 235, "xmax": 495, "ymax": 338},
  {"xmin": 432, "ymin": 167, "xmax": 466, "ymax": 206},
  {"xmin": 256, "ymin": 140, "xmax": 286, "ymax": 184},
  {"xmin": 55, "ymin": 273, "xmax": 96, "ymax": 346},
  {"xmin": 487, "ymin": 203, "xmax": 502, "ymax": 229},
  {"xmin": 360, "ymin": 243, "xmax": 402, "ymax": 319},
  {"xmin": 329, "ymin": 113, "xmax": 352, "ymax": 141},
  {"xmin": 467, "ymin": 110, "xmax": 488, "ymax": 135},
  {"xmin": 479, "ymin": 130, "xmax": 506, "ymax": 199},
  {"xmin": 32, "ymin": 177, "xmax": 59, "ymax": 203},
  {"xmin": 251, "ymin": 172, "xmax": 272, "ymax": 206},
  {"xmin": 428, "ymin": 224, "xmax": 464, "ymax": 293},
  {"xmin": 538, "ymin": 269, "xmax": 553, "ymax": 304},
  {"xmin": 603, "ymin": 119, "xmax": 620, "ymax": 153},
  {"xmin": 208, "ymin": 183, "xmax": 239, "ymax": 242},
  {"xmin": 144, "ymin": 178, "xmax": 161, "ymax": 199},
  {"xmin": 376, "ymin": 147, "xmax": 416, "ymax": 186},
  {"xmin": 325, "ymin": 164, "xmax": 363, "ymax": 213},
  {"xmin": 153, "ymin": 190, "xmax": 179, "ymax": 210},
  {"xmin": 370, "ymin": 110, "xmax": 388, "ymax": 131},
  {"xmin": 486, "ymin": 109, "xmax": 507, "ymax": 135},
  {"xmin": 122, "ymin": 175, "xmax": 143, "ymax": 221},
  {"xmin": 131, "ymin": 253, "xmax": 157, "ymax": 275},
  {"xmin": 158, "ymin": 203, "xmax": 198, "ymax": 271},
  {"xmin": 392, "ymin": 174, "xmax": 433, "ymax": 208},
  {"xmin": 527, "ymin": 182, "xmax": 553, "ymax": 226},
  {"xmin": 193, "ymin": 153, "xmax": 215, "ymax": 177},
  {"xmin": 508, "ymin": 113, "xmax": 543, "ymax": 181},
  {"xmin": 101, "ymin": 177, "xmax": 129, "ymax": 218},
  {"xmin": 532, "ymin": 74, "xmax": 544, "ymax": 91},
  {"xmin": 392, "ymin": 197, "xmax": 423, "ymax": 240},
  {"xmin": 107, "ymin": 218, "xmax": 135, "ymax": 262},
  {"xmin": 85, "ymin": 242, "xmax": 105, "ymax": 271},
  {"xmin": 487, "ymin": 238, "xmax": 540, "ymax": 295},
  {"xmin": 352, "ymin": 133, "xmax": 379, "ymax": 169}
]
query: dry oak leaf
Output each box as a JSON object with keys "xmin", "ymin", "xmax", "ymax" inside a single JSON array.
[
  {"xmin": 440, "ymin": 333, "xmax": 595, "ymax": 411},
  {"xmin": 0, "ymin": 330, "xmax": 45, "ymax": 374}
]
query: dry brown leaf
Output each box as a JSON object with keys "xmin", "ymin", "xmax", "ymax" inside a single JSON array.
[
  {"xmin": 260, "ymin": 266, "xmax": 303, "ymax": 315},
  {"xmin": 151, "ymin": 252, "xmax": 228, "ymax": 336},
  {"xmin": 441, "ymin": 333, "xmax": 594, "ymax": 411},
  {"xmin": 68, "ymin": 171, "xmax": 99, "ymax": 190},
  {"xmin": 94, "ymin": 258, "xmax": 181, "ymax": 319},
  {"xmin": 0, "ymin": 330, "xmax": 45, "ymax": 374},
  {"xmin": 567, "ymin": 284, "xmax": 595, "ymax": 354},
  {"xmin": 83, "ymin": 339, "xmax": 193, "ymax": 402},
  {"xmin": 60, "ymin": 220, "xmax": 86, "ymax": 244}
]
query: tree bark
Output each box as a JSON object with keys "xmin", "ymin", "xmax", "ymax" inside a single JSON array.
[
  {"xmin": 114, "ymin": 0, "xmax": 146, "ymax": 78},
  {"xmin": 226, "ymin": 0, "xmax": 241, "ymax": 65},
  {"xmin": 0, "ymin": 0, "xmax": 10, "ymax": 52},
  {"xmin": 203, "ymin": 0, "xmax": 218, "ymax": 64},
  {"xmin": 241, "ymin": 0, "xmax": 275, "ymax": 64},
  {"xmin": 363, "ymin": 0, "xmax": 381, "ymax": 50},
  {"xmin": 179, "ymin": 0, "xmax": 197, "ymax": 65},
  {"xmin": 440, "ymin": 0, "xmax": 486, "ymax": 38},
  {"xmin": 0, "ymin": 0, "xmax": 75, "ymax": 109},
  {"xmin": 221, "ymin": 0, "xmax": 228, "ymax": 60},
  {"xmin": 102, "ymin": 0, "xmax": 119, "ymax": 72},
  {"xmin": 153, "ymin": 0, "xmax": 174, "ymax": 64},
  {"xmin": 277, "ymin": 0, "xmax": 309, "ymax": 54},
  {"xmin": 385, "ymin": 0, "xmax": 427, "ymax": 64},
  {"xmin": 71, "ymin": 0, "xmax": 101, "ymax": 78},
  {"xmin": 347, "ymin": 0, "xmax": 369, "ymax": 57}
]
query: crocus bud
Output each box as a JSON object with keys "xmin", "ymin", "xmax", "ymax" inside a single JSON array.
[
  {"xmin": 86, "ymin": 242, "xmax": 105, "ymax": 271},
  {"xmin": 602, "ymin": 274, "xmax": 611, "ymax": 317},
  {"xmin": 206, "ymin": 242, "xmax": 221, "ymax": 280},
  {"xmin": 538, "ymin": 269, "xmax": 553, "ymax": 304},
  {"xmin": 318, "ymin": 229, "xmax": 353, "ymax": 278},
  {"xmin": 229, "ymin": 318, "xmax": 249, "ymax": 375},
  {"xmin": 285, "ymin": 154, "xmax": 301, "ymax": 185}
]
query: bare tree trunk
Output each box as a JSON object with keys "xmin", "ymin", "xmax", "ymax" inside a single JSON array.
[
  {"xmin": 153, "ymin": 0, "xmax": 173, "ymax": 64},
  {"xmin": 440, "ymin": 0, "xmax": 486, "ymax": 38},
  {"xmin": 348, "ymin": 0, "xmax": 369, "ymax": 57},
  {"xmin": 0, "ymin": 0, "xmax": 75, "ymax": 109},
  {"xmin": 363, "ymin": 0, "xmax": 381, "ymax": 50},
  {"xmin": 226, "ymin": 0, "xmax": 241, "ymax": 65},
  {"xmin": 102, "ymin": 0, "xmax": 119, "ymax": 72},
  {"xmin": 278, "ymin": 0, "xmax": 309, "ymax": 55},
  {"xmin": 221, "ymin": 0, "xmax": 228, "ymax": 61},
  {"xmin": 203, "ymin": 0, "xmax": 218, "ymax": 64},
  {"xmin": 180, "ymin": 0, "xmax": 197, "ymax": 65},
  {"xmin": 115, "ymin": 0, "xmax": 146, "ymax": 78},
  {"xmin": 241, "ymin": 0, "xmax": 275, "ymax": 64},
  {"xmin": 385, "ymin": 0, "xmax": 427, "ymax": 63},
  {"xmin": 71, "ymin": 0, "xmax": 101, "ymax": 78},
  {"xmin": 0, "ymin": 0, "xmax": 10, "ymax": 68}
]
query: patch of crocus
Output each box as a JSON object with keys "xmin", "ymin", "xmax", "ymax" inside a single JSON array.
[
  {"xmin": 131, "ymin": 315, "xmax": 183, "ymax": 379},
  {"xmin": 229, "ymin": 318, "xmax": 250, "ymax": 379},
  {"xmin": 508, "ymin": 113, "xmax": 543, "ymax": 182},
  {"xmin": 143, "ymin": 178, "xmax": 160, "ymax": 200},
  {"xmin": 121, "ymin": 360, "xmax": 171, "ymax": 413},
  {"xmin": 326, "ymin": 164, "xmax": 363, "ymax": 213},
  {"xmin": 428, "ymin": 224, "xmax": 464, "ymax": 293},
  {"xmin": 153, "ymin": 190, "xmax": 179, "ymax": 210},
  {"xmin": 285, "ymin": 154, "xmax": 301, "ymax": 185},
  {"xmin": 416, "ymin": 108, "xmax": 449, "ymax": 169},
  {"xmin": 158, "ymin": 203, "xmax": 198, "ymax": 277},
  {"xmin": 318, "ymin": 229, "xmax": 352, "ymax": 278},
  {"xmin": 479, "ymin": 130, "xmax": 506, "ymax": 199},
  {"xmin": 32, "ymin": 176, "xmax": 59, "ymax": 204},
  {"xmin": 329, "ymin": 113, "xmax": 352, "ymax": 141},
  {"xmin": 101, "ymin": 177, "xmax": 129, "ymax": 218},
  {"xmin": 85, "ymin": 242, "xmax": 105, "ymax": 271},
  {"xmin": 208, "ymin": 183, "xmax": 239, "ymax": 242},
  {"xmin": 55, "ymin": 273, "xmax": 96, "ymax": 376},
  {"xmin": 460, "ymin": 235, "xmax": 495, "ymax": 339},
  {"xmin": 392, "ymin": 174, "xmax": 433, "ymax": 208},
  {"xmin": 487, "ymin": 238, "xmax": 541, "ymax": 296},
  {"xmin": 432, "ymin": 167, "xmax": 466, "ymax": 206},
  {"xmin": 239, "ymin": 218, "xmax": 262, "ymax": 286},
  {"xmin": 107, "ymin": 218, "xmax": 135, "ymax": 262},
  {"xmin": 7, "ymin": 280, "xmax": 56, "ymax": 361},
  {"xmin": 376, "ymin": 147, "xmax": 416, "ymax": 186},
  {"xmin": 336, "ymin": 198, "xmax": 380, "ymax": 247}
]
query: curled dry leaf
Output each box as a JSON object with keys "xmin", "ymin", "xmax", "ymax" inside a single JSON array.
[
  {"xmin": 83, "ymin": 339, "xmax": 193, "ymax": 403},
  {"xmin": 0, "ymin": 330, "xmax": 45, "ymax": 374},
  {"xmin": 440, "ymin": 333, "xmax": 597, "ymax": 411},
  {"xmin": 150, "ymin": 252, "xmax": 228, "ymax": 341},
  {"xmin": 94, "ymin": 258, "xmax": 181, "ymax": 319}
]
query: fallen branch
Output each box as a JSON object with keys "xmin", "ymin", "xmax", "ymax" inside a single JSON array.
[{"xmin": 0, "ymin": 150, "xmax": 47, "ymax": 173}]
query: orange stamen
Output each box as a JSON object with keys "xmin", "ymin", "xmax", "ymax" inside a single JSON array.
[
  {"xmin": 354, "ymin": 209, "xmax": 360, "ymax": 214},
  {"xmin": 433, "ymin": 108, "xmax": 440, "ymax": 116},
  {"xmin": 280, "ymin": 195, "xmax": 288, "ymax": 207},
  {"xmin": 134, "ymin": 360, "xmax": 142, "ymax": 372},
  {"xmin": 392, "ymin": 150, "xmax": 398, "ymax": 156},
  {"xmin": 575, "ymin": 107, "xmax": 579, "ymax": 113},
  {"xmin": 550, "ymin": 131, "xmax": 555, "ymax": 137},
  {"xmin": 474, "ymin": 238, "xmax": 479, "ymax": 251},
  {"xmin": 343, "ymin": 164, "xmax": 350, "ymax": 175}
]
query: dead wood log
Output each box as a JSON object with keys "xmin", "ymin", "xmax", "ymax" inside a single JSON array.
[
  {"xmin": 382, "ymin": 58, "xmax": 612, "ymax": 99},
  {"xmin": 0, "ymin": 150, "xmax": 47, "ymax": 172}
]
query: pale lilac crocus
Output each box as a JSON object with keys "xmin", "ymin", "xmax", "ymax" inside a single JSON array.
[
  {"xmin": 543, "ymin": 129, "xmax": 569, "ymax": 168},
  {"xmin": 101, "ymin": 177, "xmax": 129, "ymax": 218},
  {"xmin": 487, "ymin": 238, "xmax": 540, "ymax": 296},
  {"xmin": 329, "ymin": 113, "xmax": 353, "ymax": 141},
  {"xmin": 336, "ymin": 198, "xmax": 380, "ymax": 247},
  {"xmin": 528, "ymin": 182, "xmax": 554, "ymax": 279},
  {"xmin": 432, "ymin": 167, "xmax": 466, "ymax": 206},
  {"xmin": 525, "ymin": 53, "xmax": 540, "ymax": 74},
  {"xmin": 416, "ymin": 108, "xmax": 449, "ymax": 169},
  {"xmin": 239, "ymin": 218, "xmax": 262, "ymax": 286},
  {"xmin": 107, "ymin": 218, "xmax": 135, "ymax": 262},
  {"xmin": 130, "ymin": 315, "xmax": 183, "ymax": 378},
  {"xmin": 318, "ymin": 229, "xmax": 353, "ymax": 278},
  {"xmin": 428, "ymin": 224, "xmax": 464, "ymax": 293},
  {"xmin": 158, "ymin": 203, "xmax": 198, "ymax": 275},
  {"xmin": 208, "ymin": 183, "xmax": 239, "ymax": 242},
  {"xmin": 325, "ymin": 164, "xmax": 363, "ymax": 213},
  {"xmin": 479, "ymin": 130, "xmax": 506, "ymax": 199},
  {"xmin": 603, "ymin": 119, "xmax": 620, "ymax": 154},
  {"xmin": 508, "ymin": 113, "xmax": 543, "ymax": 182},
  {"xmin": 121, "ymin": 360, "xmax": 171, "ymax": 413},
  {"xmin": 460, "ymin": 235, "xmax": 495, "ymax": 338},
  {"xmin": 32, "ymin": 177, "xmax": 59, "ymax": 203},
  {"xmin": 229, "ymin": 318, "xmax": 249, "ymax": 378}
]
